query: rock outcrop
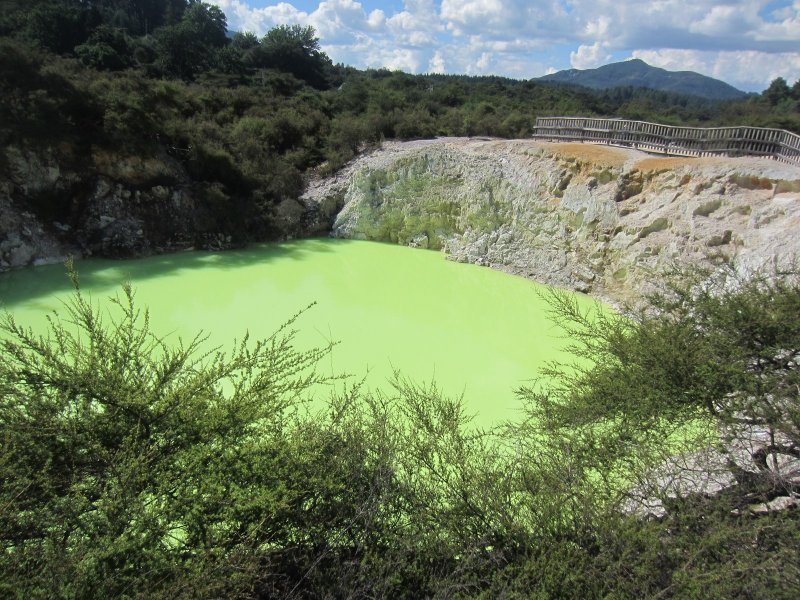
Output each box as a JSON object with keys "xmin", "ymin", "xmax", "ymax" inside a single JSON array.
[
  {"xmin": 310, "ymin": 138, "xmax": 800, "ymax": 515},
  {"xmin": 7, "ymin": 135, "xmax": 800, "ymax": 305},
  {"xmin": 1, "ymin": 143, "xmax": 271, "ymax": 271},
  {"xmin": 316, "ymin": 138, "xmax": 800, "ymax": 304}
]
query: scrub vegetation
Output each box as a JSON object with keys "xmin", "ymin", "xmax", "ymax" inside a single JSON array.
[{"xmin": 1, "ymin": 265, "xmax": 799, "ymax": 598}]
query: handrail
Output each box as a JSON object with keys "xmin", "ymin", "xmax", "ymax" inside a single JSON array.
[{"xmin": 532, "ymin": 117, "xmax": 800, "ymax": 167}]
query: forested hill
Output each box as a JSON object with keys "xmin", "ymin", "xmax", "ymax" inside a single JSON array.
[
  {"xmin": 538, "ymin": 58, "xmax": 748, "ymax": 101},
  {"xmin": 1, "ymin": 0, "xmax": 800, "ymax": 264}
]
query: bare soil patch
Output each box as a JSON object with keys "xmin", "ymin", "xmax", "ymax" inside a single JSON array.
[
  {"xmin": 634, "ymin": 156, "xmax": 724, "ymax": 171},
  {"xmin": 543, "ymin": 142, "xmax": 633, "ymax": 167}
]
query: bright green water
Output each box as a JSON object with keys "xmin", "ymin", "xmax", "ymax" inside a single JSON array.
[{"xmin": 0, "ymin": 239, "xmax": 597, "ymax": 426}]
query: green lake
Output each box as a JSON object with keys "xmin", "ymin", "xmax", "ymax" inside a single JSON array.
[{"xmin": 0, "ymin": 239, "xmax": 598, "ymax": 426}]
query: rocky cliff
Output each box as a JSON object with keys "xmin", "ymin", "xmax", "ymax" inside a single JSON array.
[
  {"xmin": 0, "ymin": 142, "xmax": 284, "ymax": 271},
  {"xmin": 7, "ymin": 136, "xmax": 800, "ymax": 305},
  {"xmin": 309, "ymin": 138, "xmax": 800, "ymax": 304}
]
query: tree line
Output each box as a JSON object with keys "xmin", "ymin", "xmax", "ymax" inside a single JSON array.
[{"xmin": 2, "ymin": 0, "xmax": 799, "ymax": 156}]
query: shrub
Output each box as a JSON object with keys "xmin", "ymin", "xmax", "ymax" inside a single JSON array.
[
  {"xmin": 75, "ymin": 25, "xmax": 133, "ymax": 71},
  {"xmin": 0, "ymin": 273, "xmax": 358, "ymax": 597}
]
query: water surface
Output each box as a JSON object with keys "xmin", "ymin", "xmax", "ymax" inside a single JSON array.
[{"xmin": 0, "ymin": 239, "xmax": 597, "ymax": 426}]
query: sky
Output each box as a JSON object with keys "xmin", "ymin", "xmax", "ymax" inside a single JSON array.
[{"xmin": 210, "ymin": 0, "xmax": 800, "ymax": 92}]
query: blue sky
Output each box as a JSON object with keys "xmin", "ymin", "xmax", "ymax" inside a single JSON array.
[{"xmin": 212, "ymin": 1, "xmax": 800, "ymax": 91}]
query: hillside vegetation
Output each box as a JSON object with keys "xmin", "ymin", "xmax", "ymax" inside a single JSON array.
[
  {"xmin": 1, "ymin": 0, "xmax": 800, "ymax": 263},
  {"xmin": 537, "ymin": 59, "xmax": 748, "ymax": 101}
]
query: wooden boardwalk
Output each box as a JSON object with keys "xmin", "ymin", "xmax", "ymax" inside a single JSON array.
[{"xmin": 533, "ymin": 117, "xmax": 800, "ymax": 167}]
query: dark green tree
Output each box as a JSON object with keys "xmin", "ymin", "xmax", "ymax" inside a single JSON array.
[
  {"xmin": 24, "ymin": 0, "xmax": 99, "ymax": 54},
  {"xmin": 153, "ymin": 1, "xmax": 228, "ymax": 79},
  {"xmin": 763, "ymin": 77, "xmax": 792, "ymax": 105},
  {"xmin": 182, "ymin": 0, "xmax": 227, "ymax": 47},
  {"xmin": 229, "ymin": 30, "xmax": 261, "ymax": 70},
  {"xmin": 255, "ymin": 24, "xmax": 331, "ymax": 89},
  {"xmin": 75, "ymin": 24, "xmax": 133, "ymax": 70},
  {"xmin": 789, "ymin": 79, "xmax": 800, "ymax": 101}
]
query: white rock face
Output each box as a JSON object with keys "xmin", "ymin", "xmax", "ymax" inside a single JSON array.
[{"xmin": 308, "ymin": 138, "xmax": 800, "ymax": 304}]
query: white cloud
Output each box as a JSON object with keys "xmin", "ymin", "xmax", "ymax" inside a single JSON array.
[
  {"xmin": 210, "ymin": 1, "xmax": 800, "ymax": 91},
  {"xmin": 440, "ymin": 0, "xmax": 505, "ymax": 32},
  {"xmin": 387, "ymin": 0, "xmax": 443, "ymax": 47},
  {"xmin": 366, "ymin": 9, "xmax": 385, "ymax": 29},
  {"xmin": 308, "ymin": 0, "xmax": 378, "ymax": 44},
  {"xmin": 428, "ymin": 50, "xmax": 446, "ymax": 73},
  {"xmin": 212, "ymin": 0, "xmax": 308, "ymax": 32},
  {"xmin": 567, "ymin": 0, "xmax": 800, "ymax": 54},
  {"xmin": 689, "ymin": 5, "xmax": 757, "ymax": 37},
  {"xmin": 754, "ymin": 1, "xmax": 800, "ymax": 41},
  {"xmin": 373, "ymin": 47, "xmax": 423, "ymax": 72},
  {"xmin": 583, "ymin": 16, "xmax": 611, "ymax": 39},
  {"xmin": 440, "ymin": 0, "xmax": 572, "ymax": 39},
  {"xmin": 570, "ymin": 42, "xmax": 612, "ymax": 70}
]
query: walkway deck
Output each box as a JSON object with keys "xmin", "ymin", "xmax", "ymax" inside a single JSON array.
[{"xmin": 533, "ymin": 117, "xmax": 800, "ymax": 167}]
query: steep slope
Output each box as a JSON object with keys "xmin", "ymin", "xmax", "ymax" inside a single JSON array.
[
  {"xmin": 304, "ymin": 138, "xmax": 800, "ymax": 305},
  {"xmin": 538, "ymin": 59, "xmax": 747, "ymax": 100},
  {"xmin": 0, "ymin": 145, "xmax": 247, "ymax": 269}
]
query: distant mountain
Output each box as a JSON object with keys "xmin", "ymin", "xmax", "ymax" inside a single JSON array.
[{"xmin": 537, "ymin": 59, "xmax": 747, "ymax": 101}]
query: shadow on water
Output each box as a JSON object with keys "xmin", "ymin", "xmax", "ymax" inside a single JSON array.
[
  {"xmin": 0, "ymin": 238, "xmax": 352, "ymax": 309},
  {"xmin": 0, "ymin": 235, "xmax": 601, "ymax": 426}
]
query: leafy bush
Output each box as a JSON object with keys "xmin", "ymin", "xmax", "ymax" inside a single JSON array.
[
  {"xmin": 75, "ymin": 25, "xmax": 133, "ymax": 71},
  {"xmin": 522, "ymin": 268, "xmax": 800, "ymax": 501},
  {"xmin": 2, "ymin": 266, "xmax": 800, "ymax": 598},
  {"xmin": 24, "ymin": 1, "xmax": 96, "ymax": 54},
  {"xmin": 0, "ymin": 273, "xmax": 354, "ymax": 597}
]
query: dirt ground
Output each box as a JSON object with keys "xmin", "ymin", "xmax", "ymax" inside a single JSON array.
[
  {"xmin": 542, "ymin": 142, "xmax": 634, "ymax": 167},
  {"xmin": 537, "ymin": 141, "xmax": 798, "ymax": 176},
  {"xmin": 633, "ymin": 156, "xmax": 729, "ymax": 171}
]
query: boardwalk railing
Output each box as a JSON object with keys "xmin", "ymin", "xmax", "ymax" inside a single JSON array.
[{"xmin": 533, "ymin": 117, "xmax": 800, "ymax": 167}]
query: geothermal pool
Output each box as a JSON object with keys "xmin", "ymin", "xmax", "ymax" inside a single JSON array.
[{"xmin": 0, "ymin": 239, "xmax": 598, "ymax": 426}]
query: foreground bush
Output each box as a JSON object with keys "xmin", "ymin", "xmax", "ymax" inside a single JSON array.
[
  {"xmin": 0, "ymin": 271, "xmax": 372, "ymax": 597},
  {"xmin": 1, "ymin": 266, "xmax": 799, "ymax": 598}
]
